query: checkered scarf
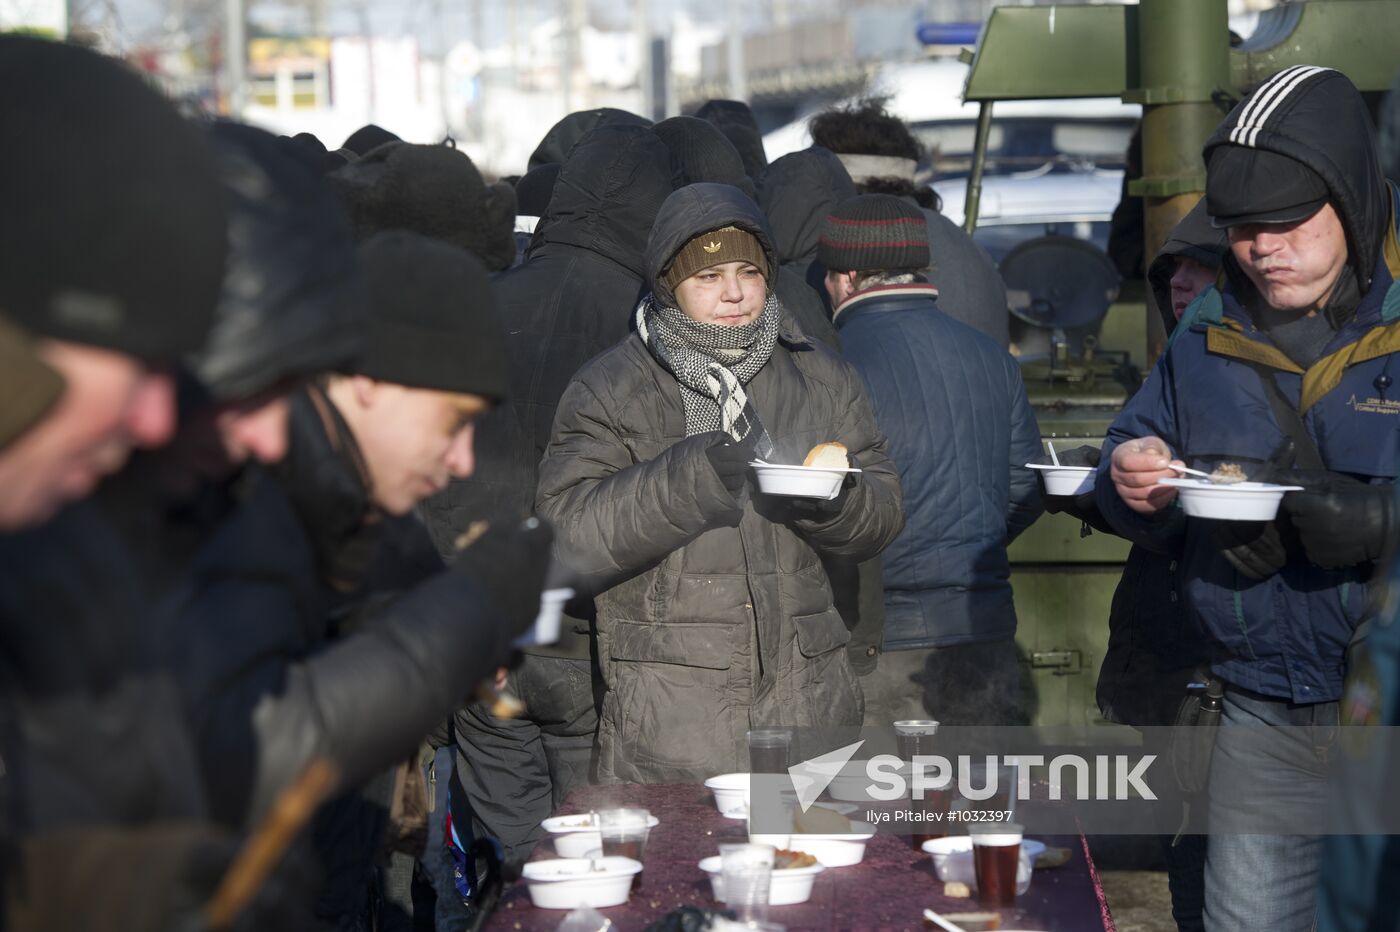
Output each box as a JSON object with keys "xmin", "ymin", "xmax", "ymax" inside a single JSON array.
[{"xmin": 635, "ymin": 291, "xmax": 779, "ymax": 458}]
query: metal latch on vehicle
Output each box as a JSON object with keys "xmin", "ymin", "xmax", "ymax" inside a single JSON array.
[{"xmin": 1031, "ymin": 649, "xmax": 1083, "ymax": 675}]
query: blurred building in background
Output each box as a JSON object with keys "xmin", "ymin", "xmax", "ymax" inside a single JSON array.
[{"xmin": 12, "ymin": 0, "xmax": 1291, "ymax": 177}]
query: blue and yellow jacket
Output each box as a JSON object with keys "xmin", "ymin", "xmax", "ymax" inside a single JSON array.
[{"xmin": 1096, "ymin": 189, "xmax": 1400, "ymax": 703}]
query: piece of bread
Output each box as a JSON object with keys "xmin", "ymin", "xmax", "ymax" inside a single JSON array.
[
  {"xmin": 943, "ymin": 881, "xmax": 972, "ymax": 898},
  {"xmin": 792, "ymin": 805, "xmax": 851, "ymax": 834},
  {"xmin": 803, "ymin": 442, "xmax": 849, "ymax": 469}
]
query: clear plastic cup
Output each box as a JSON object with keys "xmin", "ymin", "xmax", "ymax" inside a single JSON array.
[
  {"xmin": 719, "ymin": 842, "xmax": 775, "ymax": 923},
  {"xmin": 748, "ymin": 728, "xmax": 793, "ymax": 774}
]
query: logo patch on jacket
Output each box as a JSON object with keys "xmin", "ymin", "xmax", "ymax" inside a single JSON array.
[{"xmin": 1346, "ymin": 394, "xmax": 1400, "ymax": 415}]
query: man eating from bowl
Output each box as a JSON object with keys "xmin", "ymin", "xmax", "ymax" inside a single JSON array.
[
  {"xmin": 536, "ymin": 182, "xmax": 904, "ymax": 783},
  {"xmin": 1096, "ymin": 68, "xmax": 1400, "ymax": 932}
]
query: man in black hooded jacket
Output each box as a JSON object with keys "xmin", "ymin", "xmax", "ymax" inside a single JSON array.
[
  {"xmin": 1099, "ymin": 67, "xmax": 1400, "ymax": 932},
  {"xmin": 421, "ymin": 122, "xmax": 677, "ymax": 867}
]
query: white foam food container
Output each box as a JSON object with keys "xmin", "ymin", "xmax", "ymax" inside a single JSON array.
[
  {"xmin": 698, "ymin": 855, "xmax": 825, "ymax": 906},
  {"xmin": 922, "ymin": 837, "xmax": 1045, "ymax": 894},
  {"xmin": 751, "ymin": 462, "xmax": 861, "ymax": 501},
  {"xmin": 704, "ymin": 773, "xmax": 750, "ymax": 819},
  {"xmin": 540, "ymin": 813, "xmax": 659, "ymax": 859},
  {"xmin": 1157, "ymin": 478, "xmax": 1303, "ymax": 521},
  {"xmin": 520, "ymin": 857, "xmax": 642, "ymax": 909},
  {"xmin": 1026, "ymin": 463, "xmax": 1096, "ymax": 496},
  {"xmin": 512, "ymin": 588, "xmax": 575, "ymax": 649},
  {"xmin": 750, "ymin": 821, "xmax": 877, "ymax": 867}
]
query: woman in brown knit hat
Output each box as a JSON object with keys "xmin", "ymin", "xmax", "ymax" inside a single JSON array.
[{"xmin": 538, "ymin": 183, "xmax": 905, "ymax": 783}]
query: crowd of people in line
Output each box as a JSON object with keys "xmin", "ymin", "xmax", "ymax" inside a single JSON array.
[{"xmin": 3, "ymin": 32, "xmax": 1400, "ymax": 932}]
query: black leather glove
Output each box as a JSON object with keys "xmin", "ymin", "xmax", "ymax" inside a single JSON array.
[
  {"xmin": 1215, "ymin": 519, "xmax": 1289, "ymax": 581},
  {"xmin": 450, "ymin": 516, "xmax": 556, "ymax": 641},
  {"xmin": 703, "ymin": 431, "xmax": 754, "ymax": 502},
  {"xmin": 1034, "ymin": 445, "xmax": 1104, "ymax": 523},
  {"xmin": 1284, "ymin": 473, "xmax": 1395, "ymax": 568}
]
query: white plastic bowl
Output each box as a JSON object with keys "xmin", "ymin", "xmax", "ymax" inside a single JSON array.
[
  {"xmin": 540, "ymin": 813, "xmax": 659, "ymax": 859},
  {"xmin": 520, "ymin": 857, "xmax": 642, "ymax": 909},
  {"xmin": 698, "ymin": 855, "xmax": 825, "ymax": 905},
  {"xmin": 705, "ymin": 773, "xmax": 751, "ymax": 818},
  {"xmin": 921, "ymin": 836, "xmax": 1045, "ymax": 894},
  {"xmin": 750, "ymin": 821, "xmax": 877, "ymax": 867},
  {"xmin": 513, "ymin": 588, "xmax": 575, "ymax": 649},
  {"xmin": 751, "ymin": 462, "xmax": 861, "ymax": 501},
  {"xmin": 823, "ymin": 761, "xmax": 913, "ymax": 802},
  {"xmin": 1156, "ymin": 478, "xmax": 1303, "ymax": 521},
  {"xmin": 1026, "ymin": 463, "xmax": 1096, "ymax": 496}
]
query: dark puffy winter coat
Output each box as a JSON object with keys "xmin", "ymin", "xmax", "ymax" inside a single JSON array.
[
  {"xmin": 164, "ymin": 388, "xmax": 514, "ymax": 827},
  {"xmin": 421, "ymin": 123, "xmax": 676, "ymax": 658},
  {"xmin": 834, "ymin": 283, "xmax": 1042, "ymax": 648},
  {"xmin": 1098, "ymin": 68, "xmax": 1399, "ymax": 703},
  {"xmin": 536, "ymin": 184, "xmax": 904, "ymax": 782},
  {"xmin": 1094, "ymin": 200, "xmax": 1223, "ymax": 727}
]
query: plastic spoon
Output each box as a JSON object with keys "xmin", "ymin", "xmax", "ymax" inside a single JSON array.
[{"xmin": 1045, "ymin": 440, "xmax": 1060, "ymax": 466}]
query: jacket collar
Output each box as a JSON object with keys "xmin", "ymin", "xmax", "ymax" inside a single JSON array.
[
  {"xmin": 1191, "ymin": 197, "xmax": 1400, "ymax": 413},
  {"xmin": 832, "ymin": 282, "xmax": 940, "ymax": 324}
]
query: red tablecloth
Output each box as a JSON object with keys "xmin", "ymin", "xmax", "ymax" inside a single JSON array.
[{"xmin": 486, "ymin": 783, "xmax": 1116, "ymax": 931}]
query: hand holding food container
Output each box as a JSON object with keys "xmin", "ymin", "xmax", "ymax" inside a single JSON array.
[
  {"xmin": 1110, "ymin": 436, "xmax": 1186, "ymax": 514},
  {"xmin": 1026, "ymin": 441, "xmax": 1098, "ymax": 496},
  {"xmin": 751, "ymin": 442, "xmax": 862, "ymax": 501}
]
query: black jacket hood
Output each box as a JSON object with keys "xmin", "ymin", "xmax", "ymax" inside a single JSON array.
[
  {"xmin": 535, "ymin": 124, "xmax": 675, "ymax": 279},
  {"xmin": 1203, "ymin": 66, "xmax": 1388, "ymax": 294},
  {"xmin": 1147, "ymin": 198, "xmax": 1227, "ymax": 335},
  {"xmin": 192, "ymin": 122, "xmax": 367, "ymax": 403},
  {"xmin": 646, "ymin": 182, "xmax": 779, "ymax": 308},
  {"xmin": 757, "ymin": 146, "xmax": 857, "ymax": 264},
  {"xmin": 528, "ymin": 107, "xmax": 651, "ymax": 171}
]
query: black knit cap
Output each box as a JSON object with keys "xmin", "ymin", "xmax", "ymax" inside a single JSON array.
[
  {"xmin": 0, "ymin": 37, "xmax": 227, "ymax": 360},
  {"xmin": 342, "ymin": 124, "xmax": 401, "ymax": 157},
  {"xmin": 329, "ymin": 142, "xmax": 518, "ymax": 272},
  {"xmin": 1207, "ymin": 146, "xmax": 1329, "ymax": 227},
  {"xmin": 817, "ymin": 194, "xmax": 929, "ymax": 273},
  {"xmin": 352, "ymin": 232, "xmax": 509, "ymax": 401},
  {"xmin": 651, "ymin": 116, "xmax": 756, "ymax": 198}
]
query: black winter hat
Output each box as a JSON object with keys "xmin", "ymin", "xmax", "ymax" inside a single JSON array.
[
  {"xmin": 695, "ymin": 99, "xmax": 769, "ymax": 179},
  {"xmin": 1207, "ymin": 147, "xmax": 1329, "ymax": 227},
  {"xmin": 280, "ymin": 131, "xmax": 350, "ymax": 175},
  {"xmin": 190, "ymin": 123, "xmax": 368, "ymax": 403},
  {"xmin": 0, "ymin": 37, "xmax": 227, "ymax": 360},
  {"xmin": 342, "ymin": 124, "xmax": 401, "ymax": 157},
  {"xmin": 329, "ymin": 142, "xmax": 518, "ymax": 272},
  {"xmin": 353, "ymin": 232, "xmax": 509, "ymax": 401},
  {"xmin": 515, "ymin": 162, "xmax": 561, "ymax": 217},
  {"xmin": 818, "ymin": 194, "xmax": 929, "ymax": 273},
  {"xmin": 652, "ymin": 116, "xmax": 755, "ymax": 198}
]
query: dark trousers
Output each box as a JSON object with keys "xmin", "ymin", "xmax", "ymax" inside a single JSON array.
[{"xmin": 452, "ymin": 654, "xmax": 598, "ymax": 867}]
